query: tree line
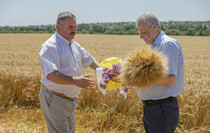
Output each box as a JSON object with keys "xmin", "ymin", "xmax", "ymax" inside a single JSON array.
[{"xmin": 1, "ymin": 21, "xmax": 210, "ymax": 36}]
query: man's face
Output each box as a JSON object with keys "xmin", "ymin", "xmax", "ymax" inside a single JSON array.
[
  {"xmin": 56, "ymin": 17, "xmax": 77, "ymax": 41},
  {"xmin": 137, "ymin": 24, "xmax": 157, "ymax": 45}
]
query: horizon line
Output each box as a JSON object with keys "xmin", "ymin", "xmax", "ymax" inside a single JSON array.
[{"xmin": 1, "ymin": 20, "xmax": 210, "ymax": 27}]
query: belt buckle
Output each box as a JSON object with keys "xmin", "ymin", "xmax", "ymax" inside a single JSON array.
[
  {"xmin": 143, "ymin": 100, "xmax": 157, "ymax": 106},
  {"xmin": 143, "ymin": 101, "xmax": 149, "ymax": 106},
  {"xmin": 146, "ymin": 101, "xmax": 154, "ymax": 106}
]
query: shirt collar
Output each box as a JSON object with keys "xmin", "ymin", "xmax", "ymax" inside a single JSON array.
[
  {"xmin": 153, "ymin": 31, "xmax": 164, "ymax": 47},
  {"xmin": 55, "ymin": 32, "xmax": 74, "ymax": 46}
]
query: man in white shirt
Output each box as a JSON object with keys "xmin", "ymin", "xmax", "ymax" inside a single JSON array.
[
  {"xmin": 39, "ymin": 11, "xmax": 100, "ymax": 133},
  {"xmin": 136, "ymin": 12, "xmax": 185, "ymax": 133}
]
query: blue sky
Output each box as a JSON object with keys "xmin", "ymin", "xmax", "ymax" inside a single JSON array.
[{"xmin": 0, "ymin": 0, "xmax": 209, "ymax": 26}]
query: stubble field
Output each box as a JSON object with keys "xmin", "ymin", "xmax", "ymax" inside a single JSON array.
[{"xmin": 0, "ymin": 34, "xmax": 209, "ymax": 133}]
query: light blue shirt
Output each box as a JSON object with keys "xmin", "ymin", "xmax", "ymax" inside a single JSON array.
[
  {"xmin": 39, "ymin": 32, "xmax": 95, "ymax": 97},
  {"xmin": 138, "ymin": 31, "xmax": 185, "ymax": 100}
]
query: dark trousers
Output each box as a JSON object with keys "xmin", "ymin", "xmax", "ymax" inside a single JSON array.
[{"xmin": 143, "ymin": 98, "xmax": 179, "ymax": 133}]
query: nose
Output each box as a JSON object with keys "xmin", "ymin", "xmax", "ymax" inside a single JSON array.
[{"xmin": 72, "ymin": 27, "xmax": 77, "ymax": 32}]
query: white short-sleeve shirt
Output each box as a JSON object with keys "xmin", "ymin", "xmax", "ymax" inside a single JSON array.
[{"xmin": 39, "ymin": 32, "xmax": 95, "ymax": 97}]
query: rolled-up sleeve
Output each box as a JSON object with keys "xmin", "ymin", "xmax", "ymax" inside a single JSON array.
[
  {"xmin": 80, "ymin": 47, "xmax": 95, "ymax": 69},
  {"xmin": 39, "ymin": 45, "xmax": 60, "ymax": 76}
]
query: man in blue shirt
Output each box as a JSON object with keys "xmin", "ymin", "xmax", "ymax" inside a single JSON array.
[{"xmin": 136, "ymin": 12, "xmax": 185, "ymax": 133}]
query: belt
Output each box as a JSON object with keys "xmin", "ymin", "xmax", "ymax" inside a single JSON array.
[
  {"xmin": 42, "ymin": 85, "xmax": 75, "ymax": 101},
  {"xmin": 142, "ymin": 97, "xmax": 177, "ymax": 106}
]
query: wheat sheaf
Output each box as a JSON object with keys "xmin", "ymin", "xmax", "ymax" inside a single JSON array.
[{"xmin": 119, "ymin": 49, "xmax": 169, "ymax": 89}]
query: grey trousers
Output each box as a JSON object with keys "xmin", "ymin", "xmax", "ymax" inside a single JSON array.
[
  {"xmin": 143, "ymin": 98, "xmax": 179, "ymax": 133},
  {"xmin": 39, "ymin": 88, "xmax": 77, "ymax": 133}
]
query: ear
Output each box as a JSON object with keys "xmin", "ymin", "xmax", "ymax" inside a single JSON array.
[
  {"xmin": 152, "ymin": 23, "xmax": 156, "ymax": 28},
  {"xmin": 56, "ymin": 24, "xmax": 61, "ymax": 31},
  {"xmin": 152, "ymin": 23, "xmax": 158, "ymax": 31}
]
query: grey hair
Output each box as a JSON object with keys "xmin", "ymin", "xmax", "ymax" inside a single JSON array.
[
  {"xmin": 57, "ymin": 11, "xmax": 76, "ymax": 25},
  {"xmin": 136, "ymin": 12, "xmax": 161, "ymax": 29}
]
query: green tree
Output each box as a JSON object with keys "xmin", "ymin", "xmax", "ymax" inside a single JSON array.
[{"xmin": 186, "ymin": 28, "xmax": 196, "ymax": 36}]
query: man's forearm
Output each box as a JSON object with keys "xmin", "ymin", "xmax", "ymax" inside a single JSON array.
[
  {"xmin": 46, "ymin": 70, "xmax": 75, "ymax": 85},
  {"xmin": 154, "ymin": 74, "xmax": 176, "ymax": 86},
  {"xmin": 90, "ymin": 60, "xmax": 100, "ymax": 70},
  {"xmin": 46, "ymin": 70, "xmax": 94, "ymax": 89}
]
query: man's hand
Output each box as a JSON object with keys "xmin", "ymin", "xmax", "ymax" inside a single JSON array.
[
  {"xmin": 47, "ymin": 70, "xmax": 94, "ymax": 89},
  {"xmin": 73, "ymin": 75, "xmax": 94, "ymax": 89}
]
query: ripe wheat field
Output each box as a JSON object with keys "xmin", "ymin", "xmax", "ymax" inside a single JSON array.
[{"xmin": 0, "ymin": 34, "xmax": 209, "ymax": 133}]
